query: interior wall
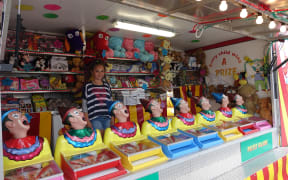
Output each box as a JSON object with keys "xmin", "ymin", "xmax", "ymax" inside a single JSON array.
[{"xmin": 205, "ymin": 40, "xmax": 269, "ymax": 87}]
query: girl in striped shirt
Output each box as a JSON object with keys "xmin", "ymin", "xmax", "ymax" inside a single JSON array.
[{"xmin": 82, "ymin": 60, "xmax": 112, "ymax": 132}]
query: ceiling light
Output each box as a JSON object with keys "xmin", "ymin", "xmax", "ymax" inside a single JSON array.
[
  {"xmin": 113, "ymin": 20, "xmax": 175, "ymax": 38},
  {"xmin": 268, "ymin": 20, "xmax": 276, "ymax": 29},
  {"xmin": 219, "ymin": 0, "xmax": 228, "ymax": 12},
  {"xmin": 240, "ymin": 7, "xmax": 248, "ymax": 18},
  {"xmin": 195, "ymin": 0, "xmax": 202, "ymax": 1},
  {"xmin": 256, "ymin": 14, "xmax": 263, "ymax": 24},
  {"xmin": 280, "ymin": 24, "xmax": 287, "ymax": 33}
]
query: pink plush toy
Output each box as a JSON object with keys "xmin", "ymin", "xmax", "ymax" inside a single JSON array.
[
  {"xmin": 123, "ymin": 38, "xmax": 140, "ymax": 59},
  {"xmin": 145, "ymin": 41, "xmax": 158, "ymax": 61}
]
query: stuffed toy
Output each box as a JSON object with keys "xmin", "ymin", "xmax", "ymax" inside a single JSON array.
[
  {"xmin": 63, "ymin": 75, "xmax": 75, "ymax": 88},
  {"xmin": 109, "ymin": 36, "xmax": 126, "ymax": 58},
  {"xmin": 71, "ymin": 57, "xmax": 81, "ymax": 72},
  {"xmin": 134, "ymin": 39, "xmax": 152, "ymax": 62},
  {"xmin": 238, "ymin": 84, "xmax": 258, "ymax": 114},
  {"xmin": 92, "ymin": 31, "xmax": 114, "ymax": 58},
  {"xmin": 233, "ymin": 72, "xmax": 247, "ymax": 87},
  {"xmin": 72, "ymin": 75, "xmax": 84, "ymax": 105},
  {"xmin": 34, "ymin": 57, "xmax": 48, "ymax": 71},
  {"xmin": 19, "ymin": 54, "xmax": 34, "ymax": 71},
  {"xmin": 158, "ymin": 39, "xmax": 171, "ymax": 57},
  {"xmin": 145, "ymin": 41, "xmax": 158, "ymax": 61},
  {"xmin": 65, "ymin": 29, "xmax": 84, "ymax": 54},
  {"xmin": 123, "ymin": 38, "xmax": 140, "ymax": 59},
  {"xmin": 256, "ymin": 97, "xmax": 272, "ymax": 124}
]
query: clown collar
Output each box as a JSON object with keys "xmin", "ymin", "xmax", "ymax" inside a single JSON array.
[
  {"xmin": 201, "ymin": 110, "xmax": 214, "ymax": 115},
  {"xmin": 236, "ymin": 105, "xmax": 247, "ymax": 109},
  {"xmin": 66, "ymin": 127, "xmax": 93, "ymax": 138},
  {"xmin": 177, "ymin": 113, "xmax": 195, "ymax": 125},
  {"xmin": 114, "ymin": 121, "xmax": 135, "ymax": 130},
  {"xmin": 219, "ymin": 107, "xmax": 232, "ymax": 118},
  {"xmin": 151, "ymin": 116, "xmax": 167, "ymax": 123}
]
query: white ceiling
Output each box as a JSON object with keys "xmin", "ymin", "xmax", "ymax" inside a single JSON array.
[{"xmin": 8, "ymin": 0, "xmax": 246, "ymax": 51}]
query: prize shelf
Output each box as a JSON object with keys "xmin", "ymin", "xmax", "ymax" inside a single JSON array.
[
  {"xmin": 106, "ymin": 72, "xmax": 153, "ymax": 76},
  {"xmin": 1, "ymin": 89, "xmax": 71, "ymax": 94},
  {"xmin": 1, "ymin": 71, "xmax": 84, "ymax": 75},
  {"xmin": 5, "ymin": 49, "xmax": 81, "ymax": 57}
]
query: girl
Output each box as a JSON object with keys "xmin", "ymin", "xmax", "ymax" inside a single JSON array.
[{"xmin": 82, "ymin": 60, "xmax": 112, "ymax": 131}]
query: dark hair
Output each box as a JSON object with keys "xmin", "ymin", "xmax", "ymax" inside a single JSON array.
[
  {"xmin": 84, "ymin": 59, "xmax": 106, "ymax": 83},
  {"xmin": 2, "ymin": 116, "xmax": 11, "ymax": 131},
  {"xmin": 63, "ymin": 114, "xmax": 72, "ymax": 125}
]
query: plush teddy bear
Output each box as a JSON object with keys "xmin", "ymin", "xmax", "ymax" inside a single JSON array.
[
  {"xmin": 238, "ymin": 84, "xmax": 258, "ymax": 114},
  {"xmin": 145, "ymin": 41, "xmax": 158, "ymax": 61},
  {"xmin": 71, "ymin": 57, "xmax": 81, "ymax": 72},
  {"xmin": 109, "ymin": 36, "xmax": 126, "ymax": 58},
  {"xmin": 123, "ymin": 38, "xmax": 140, "ymax": 59},
  {"xmin": 72, "ymin": 75, "xmax": 84, "ymax": 105},
  {"xmin": 34, "ymin": 57, "xmax": 48, "ymax": 71},
  {"xmin": 257, "ymin": 97, "xmax": 272, "ymax": 124},
  {"xmin": 134, "ymin": 39, "xmax": 153, "ymax": 62}
]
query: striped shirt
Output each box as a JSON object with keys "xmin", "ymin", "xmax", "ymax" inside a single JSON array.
[{"xmin": 83, "ymin": 82, "xmax": 112, "ymax": 120}]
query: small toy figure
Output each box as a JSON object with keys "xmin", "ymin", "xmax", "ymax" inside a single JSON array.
[
  {"xmin": 140, "ymin": 99, "xmax": 174, "ymax": 136},
  {"xmin": 232, "ymin": 94, "xmax": 252, "ymax": 119},
  {"xmin": 171, "ymin": 97, "xmax": 197, "ymax": 130},
  {"xmin": 104, "ymin": 101, "xmax": 142, "ymax": 145},
  {"xmin": 2, "ymin": 110, "xmax": 53, "ymax": 171},
  {"xmin": 212, "ymin": 93, "xmax": 233, "ymax": 122},
  {"xmin": 195, "ymin": 96, "xmax": 217, "ymax": 126},
  {"xmin": 19, "ymin": 54, "xmax": 34, "ymax": 71},
  {"xmin": 54, "ymin": 107, "xmax": 103, "ymax": 167}
]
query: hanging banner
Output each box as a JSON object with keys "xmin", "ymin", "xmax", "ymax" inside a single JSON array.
[{"xmin": 205, "ymin": 40, "xmax": 267, "ymax": 86}]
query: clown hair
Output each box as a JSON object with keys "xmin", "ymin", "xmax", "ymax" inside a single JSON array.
[
  {"xmin": 2, "ymin": 116, "xmax": 11, "ymax": 131},
  {"xmin": 63, "ymin": 114, "xmax": 73, "ymax": 125}
]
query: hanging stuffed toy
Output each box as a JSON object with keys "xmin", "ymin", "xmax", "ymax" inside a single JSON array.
[
  {"xmin": 92, "ymin": 31, "xmax": 113, "ymax": 58},
  {"xmin": 65, "ymin": 29, "xmax": 84, "ymax": 54}
]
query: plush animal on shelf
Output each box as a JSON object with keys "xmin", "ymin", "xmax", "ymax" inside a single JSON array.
[
  {"xmin": 104, "ymin": 101, "xmax": 141, "ymax": 145},
  {"xmin": 231, "ymin": 94, "xmax": 252, "ymax": 119},
  {"xmin": 233, "ymin": 72, "xmax": 247, "ymax": 88},
  {"xmin": 134, "ymin": 39, "xmax": 153, "ymax": 62},
  {"xmin": 158, "ymin": 39, "xmax": 170, "ymax": 57},
  {"xmin": 71, "ymin": 57, "xmax": 82, "ymax": 72},
  {"xmin": 212, "ymin": 93, "xmax": 233, "ymax": 122},
  {"xmin": 54, "ymin": 107, "xmax": 103, "ymax": 167},
  {"xmin": 109, "ymin": 36, "xmax": 126, "ymax": 58},
  {"xmin": 145, "ymin": 41, "xmax": 158, "ymax": 61},
  {"xmin": 257, "ymin": 97, "xmax": 272, "ymax": 124},
  {"xmin": 123, "ymin": 38, "xmax": 140, "ymax": 59},
  {"xmin": 65, "ymin": 29, "xmax": 84, "ymax": 54},
  {"xmin": 34, "ymin": 57, "xmax": 48, "ymax": 71},
  {"xmin": 140, "ymin": 99, "xmax": 174, "ymax": 136},
  {"xmin": 72, "ymin": 75, "xmax": 84, "ymax": 105},
  {"xmin": 2, "ymin": 110, "xmax": 53, "ymax": 171},
  {"xmin": 238, "ymin": 84, "xmax": 258, "ymax": 114},
  {"xmin": 171, "ymin": 97, "xmax": 196, "ymax": 130},
  {"xmin": 92, "ymin": 31, "xmax": 114, "ymax": 58},
  {"xmin": 19, "ymin": 54, "xmax": 33, "ymax": 71},
  {"xmin": 195, "ymin": 96, "xmax": 217, "ymax": 126}
]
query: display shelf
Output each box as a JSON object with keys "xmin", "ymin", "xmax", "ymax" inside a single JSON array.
[
  {"xmin": 5, "ymin": 48, "xmax": 81, "ymax": 57},
  {"xmin": 0, "ymin": 70, "xmax": 84, "ymax": 75},
  {"xmin": 1, "ymin": 89, "xmax": 71, "ymax": 94},
  {"xmin": 84, "ymin": 55, "xmax": 140, "ymax": 62},
  {"xmin": 118, "ymin": 128, "xmax": 276, "ymax": 180},
  {"xmin": 106, "ymin": 72, "xmax": 153, "ymax": 76},
  {"xmin": 111, "ymin": 87, "xmax": 155, "ymax": 91}
]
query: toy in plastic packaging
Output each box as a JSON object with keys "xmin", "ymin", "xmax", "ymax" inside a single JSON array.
[
  {"xmin": 32, "ymin": 94, "xmax": 47, "ymax": 112},
  {"xmin": 50, "ymin": 56, "xmax": 68, "ymax": 72},
  {"xmin": 20, "ymin": 78, "xmax": 40, "ymax": 90},
  {"xmin": 0, "ymin": 77, "xmax": 19, "ymax": 91}
]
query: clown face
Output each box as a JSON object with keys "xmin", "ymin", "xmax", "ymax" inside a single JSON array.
[
  {"xmin": 113, "ymin": 102, "xmax": 129, "ymax": 123},
  {"xmin": 179, "ymin": 100, "xmax": 190, "ymax": 114},
  {"xmin": 6, "ymin": 111, "xmax": 30, "ymax": 139},
  {"xmin": 200, "ymin": 97, "xmax": 211, "ymax": 111},
  {"xmin": 235, "ymin": 95, "xmax": 244, "ymax": 106},
  {"xmin": 67, "ymin": 108, "xmax": 86, "ymax": 130},
  {"xmin": 222, "ymin": 95, "xmax": 229, "ymax": 108},
  {"xmin": 150, "ymin": 100, "xmax": 163, "ymax": 117}
]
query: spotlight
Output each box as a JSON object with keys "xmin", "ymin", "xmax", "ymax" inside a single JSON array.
[
  {"xmin": 280, "ymin": 24, "xmax": 287, "ymax": 33},
  {"xmin": 219, "ymin": 0, "xmax": 228, "ymax": 12},
  {"xmin": 256, "ymin": 14, "xmax": 263, "ymax": 24},
  {"xmin": 240, "ymin": 6, "xmax": 248, "ymax": 18},
  {"xmin": 268, "ymin": 20, "xmax": 276, "ymax": 29}
]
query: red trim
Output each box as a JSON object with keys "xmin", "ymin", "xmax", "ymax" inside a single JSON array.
[
  {"xmin": 282, "ymin": 156, "xmax": 288, "ymax": 179},
  {"xmin": 273, "ymin": 161, "xmax": 278, "ymax": 180},
  {"xmin": 250, "ymin": 173, "xmax": 258, "ymax": 180},
  {"xmin": 263, "ymin": 166, "xmax": 269, "ymax": 180},
  {"xmin": 185, "ymin": 37, "xmax": 255, "ymax": 54}
]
